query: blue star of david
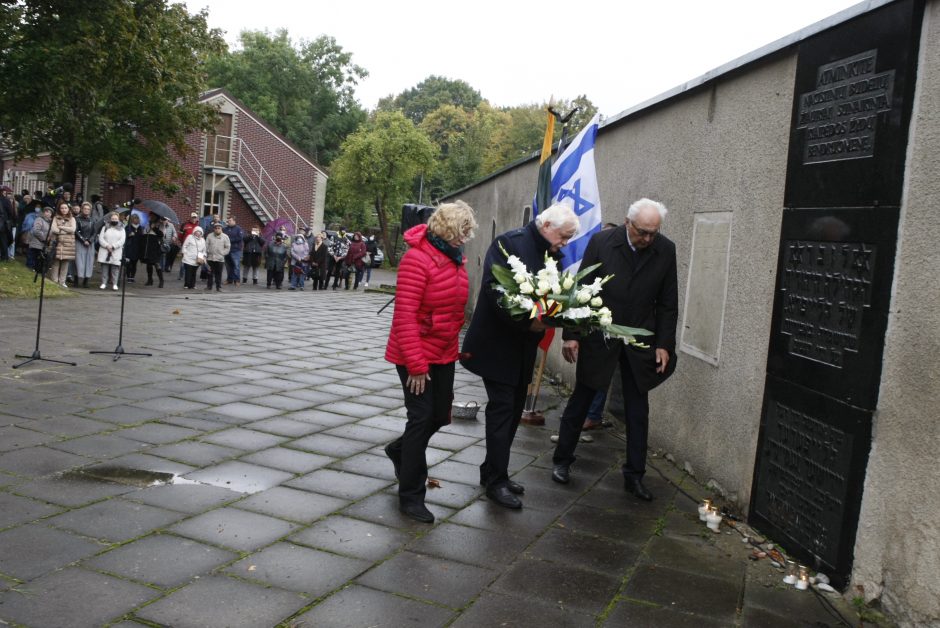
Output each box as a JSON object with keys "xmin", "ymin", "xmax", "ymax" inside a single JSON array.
[{"xmin": 556, "ymin": 179, "xmax": 594, "ymax": 216}]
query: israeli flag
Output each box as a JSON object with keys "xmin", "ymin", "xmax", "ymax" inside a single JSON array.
[{"xmin": 548, "ymin": 113, "xmax": 602, "ymax": 271}]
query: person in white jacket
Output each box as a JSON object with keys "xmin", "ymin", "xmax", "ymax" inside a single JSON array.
[
  {"xmin": 181, "ymin": 226, "xmax": 207, "ymax": 289},
  {"xmin": 97, "ymin": 212, "xmax": 127, "ymax": 290}
]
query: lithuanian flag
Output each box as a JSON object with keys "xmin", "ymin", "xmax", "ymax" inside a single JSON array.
[{"xmin": 534, "ymin": 107, "xmax": 555, "ymax": 215}]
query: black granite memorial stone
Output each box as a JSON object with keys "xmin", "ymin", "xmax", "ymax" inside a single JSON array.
[
  {"xmin": 751, "ymin": 376, "xmax": 872, "ymax": 587},
  {"xmin": 751, "ymin": 0, "xmax": 923, "ymax": 589},
  {"xmin": 785, "ymin": 0, "xmax": 923, "ymax": 208},
  {"xmin": 766, "ymin": 207, "xmax": 899, "ymax": 410}
]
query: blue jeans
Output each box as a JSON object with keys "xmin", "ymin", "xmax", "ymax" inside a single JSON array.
[
  {"xmin": 289, "ymin": 265, "xmax": 305, "ymax": 288},
  {"xmin": 225, "ymin": 250, "xmax": 242, "ymax": 283},
  {"xmin": 587, "ymin": 389, "xmax": 607, "ymax": 421}
]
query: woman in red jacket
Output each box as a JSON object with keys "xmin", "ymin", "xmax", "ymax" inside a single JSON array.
[{"xmin": 384, "ymin": 200, "xmax": 477, "ymax": 523}]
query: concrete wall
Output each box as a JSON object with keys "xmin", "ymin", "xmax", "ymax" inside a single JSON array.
[
  {"xmin": 851, "ymin": 2, "xmax": 940, "ymax": 625},
  {"xmin": 448, "ymin": 1, "xmax": 940, "ymax": 623},
  {"xmin": 455, "ymin": 52, "xmax": 797, "ymax": 508}
]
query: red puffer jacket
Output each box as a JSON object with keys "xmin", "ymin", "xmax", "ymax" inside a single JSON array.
[{"xmin": 385, "ymin": 224, "xmax": 469, "ymax": 375}]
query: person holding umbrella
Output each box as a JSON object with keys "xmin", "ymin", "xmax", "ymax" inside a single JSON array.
[{"xmin": 141, "ymin": 215, "xmax": 165, "ymax": 288}]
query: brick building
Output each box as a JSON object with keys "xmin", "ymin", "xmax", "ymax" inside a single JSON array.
[{"xmin": 0, "ymin": 88, "xmax": 327, "ymax": 231}]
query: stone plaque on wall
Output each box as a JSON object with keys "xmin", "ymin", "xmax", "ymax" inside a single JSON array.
[
  {"xmin": 785, "ymin": 0, "xmax": 923, "ymax": 208},
  {"xmin": 680, "ymin": 212, "xmax": 733, "ymax": 365},
  {"xmin": 751, "ymin": 0, "xmax": 922, "ymax": 589},
  {"xmin": 766, "ymin": 207, "xmax": 899, "ymax": 410},
  {"xmin": 751, "ymin": 376, "xmax": 872, "ymax": 584}
]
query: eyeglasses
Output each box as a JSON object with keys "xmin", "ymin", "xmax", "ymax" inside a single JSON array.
[{"xmin": 629, "ymin": 220, "xmax": 659, "ymax": 239}]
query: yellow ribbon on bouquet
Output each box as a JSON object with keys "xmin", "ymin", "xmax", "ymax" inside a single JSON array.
[{"xmin": 530, "ymin": 297, "xmax": 562, "ymax": 320}]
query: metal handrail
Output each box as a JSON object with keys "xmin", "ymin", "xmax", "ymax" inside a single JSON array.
[{"xmin": 205, "ymin": 134, "xmax": 308, "ymax": 231}]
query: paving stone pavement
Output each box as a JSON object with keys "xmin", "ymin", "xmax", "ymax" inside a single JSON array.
[{"xmin": 0, "ymin": 277, "xmax": 858, "ymax": 627}]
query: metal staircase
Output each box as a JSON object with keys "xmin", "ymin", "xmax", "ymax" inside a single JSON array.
[{"xmin": 204, "ymin": 134, "xmax": 309, "ymax": 231}]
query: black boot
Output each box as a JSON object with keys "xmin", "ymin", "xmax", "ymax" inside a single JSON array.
[
  {"xmin": 157, "ymin": 270, "xmax": 164, "ymax": 288},
  {"xmin": 82, "ymin": 277, "xmax": 88, "ymax": 288}
]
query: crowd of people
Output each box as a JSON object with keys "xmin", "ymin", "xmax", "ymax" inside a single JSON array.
[{"xmin": 0, "ymin": 186, "xmax": 380, "ymax": 293}]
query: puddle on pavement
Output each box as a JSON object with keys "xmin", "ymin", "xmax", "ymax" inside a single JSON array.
[{"xmin": 59, "ymin": 466, "xmax": 203, "ymax": 488}]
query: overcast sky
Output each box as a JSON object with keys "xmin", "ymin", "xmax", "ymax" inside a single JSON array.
[{"xmin": 184, "ymin": 0, "xmax": 862, "ymax": 117}]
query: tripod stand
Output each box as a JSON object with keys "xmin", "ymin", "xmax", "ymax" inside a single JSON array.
[
  {"xmin": 13, "ymin": 250, "xmax": 78, "ymax": 369},
  {"xmin": 89, "ymin": 257, "xmax": 152, "ymax": 361}
]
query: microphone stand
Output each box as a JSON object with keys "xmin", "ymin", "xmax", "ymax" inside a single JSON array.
[
  {"xmin": 13, "ymin": 222, "xmax": 77, "ymax": 369},
  {"xmin": 89, "ymin": 256, "xmax": 152, "ymax": 361}
]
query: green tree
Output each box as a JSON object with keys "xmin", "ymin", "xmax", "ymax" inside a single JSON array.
[
  {"xmin": 330, "ymin": 111, "xmax": 437, "ymax": 265},
  {"xmin": 206, "ymin": 30, "xmax": 367, "ymax": 165},
  {"xmin": 377, "ymin": 75, "xmax": 482, "ymax": 125},
  {"xmin": 0, "ymin": 0, "xmax": 225, "ymax": 192},
  {"xmin": 485, "ymin": 96, "xmax": 600, "ymax": 172},
  {"xmin": 420, "ymin": 102, "xmax": 507, "ymax": 198}
]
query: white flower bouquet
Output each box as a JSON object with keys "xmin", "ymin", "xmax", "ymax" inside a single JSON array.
[{"xmin": 491, "ymin": 243, "xmax": 653, "ymax": 347}]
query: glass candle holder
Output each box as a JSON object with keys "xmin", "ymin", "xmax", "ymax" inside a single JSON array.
[{"xmin": 795, "ymin": 565, "xmax": 810, "ymax": 590}]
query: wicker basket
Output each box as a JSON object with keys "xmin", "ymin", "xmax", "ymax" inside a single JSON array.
[{"xmin": 451, "ymin": 400, "xmax": 480, "ymax": 420}]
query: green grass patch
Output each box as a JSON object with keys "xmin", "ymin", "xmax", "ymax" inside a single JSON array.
[{"xmin": 0, "ymin": 260, "xmax": 76, "ymax": 299}]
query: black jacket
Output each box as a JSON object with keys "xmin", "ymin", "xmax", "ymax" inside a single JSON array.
[
  {"xmin": 461, "ymin": 221, "xmax": 560, "ymax": 386},
  {"xmin": 564, "ymin": 225, "xmax": 679, "ymax": 393}
]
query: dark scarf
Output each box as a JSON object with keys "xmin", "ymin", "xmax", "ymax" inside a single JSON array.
[{"xmin": 427, "ymin": 232, "xmax": 463, "ymax": 266}]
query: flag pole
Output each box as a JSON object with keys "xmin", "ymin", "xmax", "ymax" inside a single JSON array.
[{"xmin": 521, "ymin": 105, "xmax": 580, "ymax": 426}]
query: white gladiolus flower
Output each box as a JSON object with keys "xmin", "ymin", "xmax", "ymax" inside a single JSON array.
[
  {"xmin": 507, "ymin": 255, "xmax": 527, "ymax": 274},
  {"xmin": 599, "ymin": 312, "xmax": 613, "ymax": 327},
  {"xmin": 588, "ymin": 281, "xmax": 602, "ymax": 296},
  {"xmin": 562, "ymin": 276, "xmax": 574, "ymax": 290},
  {"xmin": 551, "ymin": 282, "xmax": 561, "ymax": 294},
  {"xmin": 519, "ymin": 282, "xmax": 534, "ymax": 294},
  {"xmin": 576, "ymin": 289, "xmax": 592, "ymax": 304},
  {"xmin": 517, "ymin": 296, "xmax": 534, "ymax": 310},
  {"xmin": 536, "ymin": 280, "xmax": 551, "ymax": 295},
  {"xmin": 590, "ymin": 297, "xmax": 603, "ymax": 307},
  {"xmin": 598, "ymin": 306, "xmax": 612, "ymax": 317},
  {"xmin": 560, "ymin": 306, "xmax": 592, "ymax": 320},
  {"xmin": 513, "ymin": 272, "xmax": 527, "ymax": 284}
]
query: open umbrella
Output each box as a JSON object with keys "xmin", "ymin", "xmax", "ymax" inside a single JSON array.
[{"xmin": 137, "ymin": 199, "xmax": 180, "ymax": 225}]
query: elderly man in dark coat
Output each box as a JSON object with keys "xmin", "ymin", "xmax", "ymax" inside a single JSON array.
[
  {"xmin": 461, "ymin": 204, "xmax": 580, "ymax": 508},
  {"xmin": 551, "ymin": 198, "xmax": 679, "ymax": 501}
]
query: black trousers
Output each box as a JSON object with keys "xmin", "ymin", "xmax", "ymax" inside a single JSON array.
[
  {"xmin": 145, "ymin": 263, "xmax": 163, "ymax": 284},
  {"xmin": 183, "ymin": 263, "xmax": 198, "ymax": 288},
  {"xmin": 386, "ymin": 363, "xmax": 455, "ymax": 506},
  {"xmin": 480, "ymin": 377, "xmax": 528, "ymax": 488},
  {"xmin": 266, "ymin": 268, "xmax": 284, "ymax": 288},
  {"xmin": 207, "ymin": 260, "xmax": 224, "ymax": 289},
  {"xmin": 553, "ymin": 348, "xmax": 650, "ymax": 478}
]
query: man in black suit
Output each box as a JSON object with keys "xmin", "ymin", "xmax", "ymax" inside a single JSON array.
[
  {"xmin": 551, "ymin": 198, "xmax": 679, "ymax": 501},
  {"xmin": 462, "ymin": 204, "xmax": 580, "ymax": 508}
]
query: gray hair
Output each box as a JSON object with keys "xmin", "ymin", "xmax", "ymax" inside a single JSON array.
[
  {"xmin": 535, "ymin": 203, "xmax": 580, "ymax": 234},
  {"xmin": 627, "ymin": 198, "xmax": 668, "ymax": 220}
]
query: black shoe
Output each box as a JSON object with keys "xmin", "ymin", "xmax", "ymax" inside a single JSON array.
[
  {"xmin": 384, "ymin": 443, "xmax": 401, "ymax": 480},
  {"xmin": 145, "ymin": 279, "xmax": 153, "ymax": 286},
  {"xmin": 479, "ymin": 478, "xmax": 524, "ymax": 495},
  {"xmin": 216, "ymin": 287, "xmax": 221, "ymax": 292},
  {"xmin": 399, "ymin": 502, "xmax": 434, "ymax": 523},
  {"xmin": 624, "ymin": 476, "xmax": 653, "ymax": 501},
  {"xmin": 551, "ymin": 465, "xmax": 570, "ymax": 484},
  {"xmin": 486, "ymin": 485, "xmax": 522, "ymax": 509}
]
